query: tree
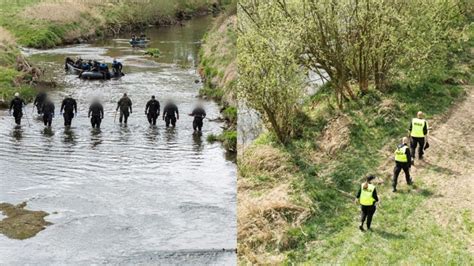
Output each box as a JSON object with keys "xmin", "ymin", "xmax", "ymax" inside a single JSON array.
[{"xmin": 238, "ymin": 0, "xmax": 305, "ymax": 144}]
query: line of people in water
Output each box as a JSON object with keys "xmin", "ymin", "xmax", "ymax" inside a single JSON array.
[{"xmin": 9, "ymin": 92, "xmax": 207, "ymax": 131}]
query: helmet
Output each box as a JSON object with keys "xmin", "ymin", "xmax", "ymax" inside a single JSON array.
[{"xmin": 14, "ymin": 92, "xmax": 19, "ymax": 97}]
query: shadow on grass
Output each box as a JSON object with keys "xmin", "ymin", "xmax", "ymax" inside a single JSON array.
[{"xmin": 372, "ymin": 228, "xmax": 406, "ymax": 240}]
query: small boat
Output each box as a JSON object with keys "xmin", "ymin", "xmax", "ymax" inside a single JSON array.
[{"xmin": 129, "ymin": 38, "xmax": 149, "ymax": 46}]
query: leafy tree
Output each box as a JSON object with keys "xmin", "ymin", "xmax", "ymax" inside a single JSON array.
[{"xmin": 238, "ymin": 0, "xmax": 305, "ymax": 144}]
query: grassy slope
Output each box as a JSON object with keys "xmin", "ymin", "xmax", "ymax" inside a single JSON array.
[
  {"xmin": 238, "ymin": 27, "xmax": 473, "ymax": 265},
  {"xmin": 198, "ymin": 3, "xmax": 237, "ymax": 152}
]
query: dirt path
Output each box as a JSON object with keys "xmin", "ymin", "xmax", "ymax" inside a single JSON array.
[{"xmin": 410, "ymin": 86, "xmax": 474, "ymax": 250}]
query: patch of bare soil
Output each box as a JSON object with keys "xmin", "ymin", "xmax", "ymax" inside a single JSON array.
[{"xmin": 0, "ymin": 202, "xmax": 52, "ymax": 240}]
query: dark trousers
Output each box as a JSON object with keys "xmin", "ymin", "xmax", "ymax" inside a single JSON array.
[
  {"xmin": 411, "ymin": 137, "xmax": 425, "ymax": 160},
  {"xmin": 63, "ymin": 112, "xmax": 74, "ymax": 126},
  {"xmin": 165, "ymin": 116, "xmax": 176, "ymax": 127},
  {"xmin": 393, "ymin": 162, "xmax": 412, "ymax": 190},
  {"xmin": 119, "ymin": 110, "xmax": 129, "ymax": 124},
  {"xmin": 43, "ymin": 114, "xmax": 53, "ymax": 127},
  {"xmin": 13, "ymin": 112, "xmax": 22, "ymax": 125},
  {"xmin": 147, "ymin": 113, "xmax": 158, "ymax": 125},
  {"xmin": 91, "ymin": 116, "xmax": 102, "ymax": 128},
  {"xmin": 361, "ymin": 205, "xmax": 376, "ymax": 229},
  {"xmin": 193, "ymin": 118, "xmax": 203, "ymax": 131}
]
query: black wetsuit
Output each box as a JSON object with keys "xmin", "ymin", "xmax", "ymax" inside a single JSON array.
[
  {"xmin": 117, "ymin": 96, "xmax": 132, "ymax": 124},
  {"xmin": 9, "ymin": 97, "xmax": 26, "ymax": 125},
  {"xmin": 191, "ymin": 107, "xmax": 206, "ymax": 131},
  {"xmin": 393, "ymin": 144, "xmax": 413, "ymax": 191},
  {"xmin": 356, "ymin": 187, "xmax": 379, "ymax": 230},
  {"xmin": 89, "ymin": 102, "xmax": 104, "ymax": 128},
  {"xmin": 145, "ymin": 99, "xmax": 160, "ymax": 125},
  {"xmin": 409, "ymin": 120, "xmax": 428, "ymax": 160},
  {"xmin": 33, "ymin": 92, "xmax": 47, "ymax": 114},
  {"xmin": 42, "ymin": 100, "xmax": 55, "ymax": 127},
  {"xmin": 61, "ymin": 97, "xmax": 77, "ymax": 127},
  {"xmin": 163, "ymin": 103, "xmax": 179, "ymax": 127},
  {"xmin": 112, "ymin": 62, "xmax": 123, "ymax": 75}
]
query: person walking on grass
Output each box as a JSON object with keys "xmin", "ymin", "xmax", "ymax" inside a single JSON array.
[
  {"xmin": 409, "ymin": 111, "xmax": 429, "ymax": 163},
  {"xmin": 392, "ymin": 137, "xmax": 413, "ymax": 192},
  {"xmin": 356, "ymin": 175, "xmax": 379, "ymax": 231}
]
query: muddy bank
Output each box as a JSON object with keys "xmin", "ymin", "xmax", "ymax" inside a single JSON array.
[{"xmin": 0, "ymin": 202, "xmax": 52, "ymax": 240}]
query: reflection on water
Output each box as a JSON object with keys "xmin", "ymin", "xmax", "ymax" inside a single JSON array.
[
  {"xmin": 192, "ymin": 132, "xmax": 204, "ymax": 153},
  {"xmin": 0, "ymin": 15, "xmax": 236, "ymax": 265}
]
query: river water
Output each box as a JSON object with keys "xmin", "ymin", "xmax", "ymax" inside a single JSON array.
[{"xmin": 0, "ymin": 16, "xmax": 236, "ymax": 265}]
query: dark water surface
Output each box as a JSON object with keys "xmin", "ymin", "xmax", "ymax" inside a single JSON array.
[{"xmin": 0, "ymin": 16, "xmax": 236, "ymax": 265}]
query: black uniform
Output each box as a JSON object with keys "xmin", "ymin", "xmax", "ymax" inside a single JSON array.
[
  {"xmin": 393, "ymin": 144, "xmax": 413, "ymax": 191},
  {"xmin": 163, "ymin": 103, "xmax": 179, "ymax": 127},
  {"xmin": 9, "ymin": 97, "xmax": 26, "ymax": 125},
  {"xmin": 190, "ymin": 107, "xmax": 206, "ymax": 131},
  {"xmin": 112, "ymin": 61, "xmax": 123, "ymax": 74},
  {"xmin": 42, "ymin": 100, "xmax": 55, "ymax": 127},
  {"xmin": 117, "ymin": 96, "xmax": 132, "ymax": 124},
  {"xmin": 145, "ymin": 99, "xmax": 160, "ymax": 125},
  {"xmin": 60, "ymin": 97, "xmax": 77, "ymax": 127},
  {"xmin": 356, "ymin": 187, "xmax": 379, "ymax": 230},
  {"xmin": 89, "ymin": 102, "xmax": 104, "ymax": 128},
  {"xmin": 33, "ymin": 92, "xmax": 47, "ymax": 114},
  {"xmin": 409, "ymin": 120, "xmax": 428, "ymax": 160}
]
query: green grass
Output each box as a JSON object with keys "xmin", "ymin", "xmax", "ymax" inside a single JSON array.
[{"xmin": 207, "ymin": 129, "xmax": 237, "ymax": 152}]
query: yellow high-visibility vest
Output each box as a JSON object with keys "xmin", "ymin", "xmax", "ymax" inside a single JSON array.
[
  {"xmin": 411, "ymin": 118, "xmax": 427, "ymax": 137},
  {"xmin": 360, "ymin": 183, "xmax": 375, "ymax": 206},
  {"xmin": 394, "ymin": 145, "xmax": 408, "ymax": 162}
]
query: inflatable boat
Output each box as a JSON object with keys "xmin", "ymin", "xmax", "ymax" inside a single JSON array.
[
  {"xmin": 129, "ymin": 39, "xmax": 149, "ymax": 46},
  {"xmin": 79, "ymin": 71, "xmax": 124, "ymax": 80}
]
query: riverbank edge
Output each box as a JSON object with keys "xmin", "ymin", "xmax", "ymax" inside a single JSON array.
[
  {"xmin": 237, "ymin": 28, "xmax": 474, "ymax": 263},
  {"xmin": 198, "ymin": 5, "xmax": 237, "ymax": 153}
]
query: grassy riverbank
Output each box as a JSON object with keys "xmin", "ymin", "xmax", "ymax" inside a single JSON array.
[
  {"xmin": 198, "ymin": 2, "xmax": 237, "ymax": 152},
  {"xmin": 237, "ymin": 13, "xmax": 473, "ymax": 265},
  {"xmin": 0, "ymin": 0, "xmax": 222, "ymax": 48}
]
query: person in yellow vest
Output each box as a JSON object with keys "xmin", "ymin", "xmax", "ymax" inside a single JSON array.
[
  {"xmin": 392, "ymin": 137, "xmax": 413, "ymax": 192},
  {"xmin": 355, "ymin": 175, "xmax": 379, "ymax": 231},
  {"xmin": 409, "ymin": 111, "xmax": 429, "ymax": 162}
]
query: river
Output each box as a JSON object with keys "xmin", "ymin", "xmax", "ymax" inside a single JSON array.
[{"xmin": 0, "ymin": 16, "xmax": 236, "ymax": 265}]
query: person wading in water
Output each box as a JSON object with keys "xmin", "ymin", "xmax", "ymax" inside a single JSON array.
[
  {"xmin": 60, "ymin": 94, "xmax": 77, "ymax": 127},
  {"xmin": 116, "ymin": 93, "xmax": 133, "ymax": 125},
  {"xmin": 42, "ymin": 97, "xmax": 55, "ymax": 127},
  {"xmin": 88, "ymin": 98, "xmax": 104, "ymax": 129},
  {"xmin": 145, "ymin": 95, "xmax": 160, "ymax": 126},
  {"xmin": 163, "ymin": 99, "xmax": 179, "ymax": 128},
  {"xmin": 9, "ymin": 92, "xmax": 26, "ymax": 126},
  {"xmin": 189, "ymin": 102, "xmax": 206, "ymax": 132}
]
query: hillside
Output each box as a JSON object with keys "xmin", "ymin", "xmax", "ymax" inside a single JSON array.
[{"xmin": 237, "ymin": 8, "xmax": 473, "ymax": 263}]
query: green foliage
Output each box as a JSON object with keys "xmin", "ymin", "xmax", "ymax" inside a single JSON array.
[
  {"xmin": 238, "ymin": 1, "xmax": 305, "ymax": 144},
  {"xmin": 207, "ymin": 130, "xmax": 237, "ymax": 151},
  {"xmin": 144, "ymin": 48, "xmax": 161, "ymax": 58},
  {"xmin": 222, "ymin": 106, "xmax": 237, "ymax": 123}
]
